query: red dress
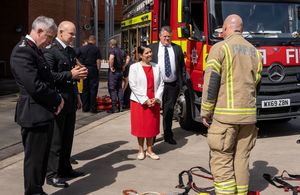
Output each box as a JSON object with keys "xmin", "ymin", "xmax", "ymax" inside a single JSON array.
[{"xmin": 130, "ymin": 66, "xmax": 160, "ymax": 137}]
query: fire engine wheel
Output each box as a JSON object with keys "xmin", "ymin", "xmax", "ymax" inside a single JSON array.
[{"xmin": 175, "ymin": 90, "xmax": 196, "ymax": 131}]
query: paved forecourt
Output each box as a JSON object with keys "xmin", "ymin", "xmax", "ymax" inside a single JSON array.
[{"xmin": 0, "ymin": 110, "xmax": 299, "ymax": 195}]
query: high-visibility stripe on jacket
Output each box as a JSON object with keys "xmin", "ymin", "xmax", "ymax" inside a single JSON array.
[{"xmin": 201, "ymin": 32, "xmax": 262, "ymax": 124}]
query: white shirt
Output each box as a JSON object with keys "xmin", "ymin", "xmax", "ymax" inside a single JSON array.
[
  {"xmin": 158, "ymin": 42, "xmax": 177, "ymax": 82},
  {"xmin": 55, "ymin": 37, "xmax": 67, "ymax": 49},
  {"xmin": 25, "ymin": 35, "xmax": 36, "ymax": 44}
]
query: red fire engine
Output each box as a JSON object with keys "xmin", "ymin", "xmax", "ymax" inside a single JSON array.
[{"xmin": 121, "ymin": 0, "xmax": 300, "ymax": 130}]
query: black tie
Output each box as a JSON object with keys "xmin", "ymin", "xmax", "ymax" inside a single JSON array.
[
  {"xmin": 65, "ymin": 46, "xmax": 74, "ymax": 63},
  {"xmin": 65, "ymin": 46, "xmax": 72, "ymax": 54},
  {"xmin": 164, "ymin": 46, "xmax": 171, "ymax": 77}
]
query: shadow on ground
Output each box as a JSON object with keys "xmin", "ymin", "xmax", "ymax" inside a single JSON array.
[
  {"xmin": 249, "ymin": 160, "xmax": 279, "ymax": 192},
  {"xmin": 153, "ymin": 126, "xmax": 204, "ymax": 155},
  {"xmin": 53, "ymin": 141, "xmax": 136, "ymax": 195}
]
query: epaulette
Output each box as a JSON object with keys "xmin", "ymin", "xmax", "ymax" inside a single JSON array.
[
  {"xmin": 45, "ymin": 44, "xmax": 52, "ymax": 49},
  {"xmin": 18, "ymin": 40, "xmax": 27, "ymax": 47}
]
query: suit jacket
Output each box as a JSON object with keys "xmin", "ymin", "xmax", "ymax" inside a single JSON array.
[
  {"xmin": 10, "ymin": 37, "xmax": 62, "ymax": 128},
  {"xmin": 129, "ymin": 62, "xmax": 164, "ymax": 104},
  {"xmin": 149, "ymin": 42, "xmax": 186, "ymax": 87},
  {"xmin": 43, "ymin": 39, "xmax": 78, "ymax": 114}
]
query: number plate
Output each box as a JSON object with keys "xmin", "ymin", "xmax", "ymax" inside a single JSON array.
[{"xmin": 262, "ymin": 99, "xmax": 290, "ymax": 108}]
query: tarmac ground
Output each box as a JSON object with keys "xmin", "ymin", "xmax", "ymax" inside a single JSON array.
[
  {"xmin": 0, "ymin": 110, "xmax": 300, "ymax": 195},
  {"xmin": 0, "ymin": 77, "xmax": 110, "ymax": 161},
  {"xmin": 1, "ymin": 75, "xmax": 300, "ymax": 195}
]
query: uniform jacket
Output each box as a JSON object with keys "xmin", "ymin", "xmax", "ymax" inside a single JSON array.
[
  {"xmin": 129, "ymin": 62, "xmax": 164, "ymax": 104},
  {"xmin": 201, "ymin": 32, "xmax": 262, "ymax": 124},
  {"xmin": 10, "ymin": 37, "xmax": 62, "ymax": 128},
  {"xmin": 149, "ymin": 42, "xmax": 186, "ymax": 87},
  {"xmin": 43, "ymin": 39, "xmax": 78, "ymax": 114}
]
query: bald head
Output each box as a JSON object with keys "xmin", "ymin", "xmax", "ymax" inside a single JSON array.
[
  {"xmin": 222, "ymin": 14, "xmax": 243, "ymax": 38},
  {"xmin": 58, "ymin": 21, "xmax": 75, "ymax": 32},
  {"xmin": 57, "ymin": 21, "xmax": 76, "ymax": 45}
]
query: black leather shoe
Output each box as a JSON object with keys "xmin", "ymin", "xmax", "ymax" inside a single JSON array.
[
  {"xmin": 62, "ymin": 170, "xmax": 85, "ymax": 178},
  {"xmin": 164, "ymin": 138, "xmax": 177, "ymax": 145},
  {"xmin": 46, "ymin": 177, "xmax": 69, "ymax": 188}
]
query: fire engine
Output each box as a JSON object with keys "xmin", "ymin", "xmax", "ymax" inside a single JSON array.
[{"xmin": 121, "ymin": 0, "xmax": 300, "ymax": 130}]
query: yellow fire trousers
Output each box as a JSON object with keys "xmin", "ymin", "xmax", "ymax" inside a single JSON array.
[{"xmin": 207, "ymin": 119, "xmax": 258, "ymax": 195}]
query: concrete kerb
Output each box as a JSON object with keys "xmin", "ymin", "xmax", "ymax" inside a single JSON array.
[{"xmin": 0, "ymin": 111, "xmax": 129, "ymax": 170}]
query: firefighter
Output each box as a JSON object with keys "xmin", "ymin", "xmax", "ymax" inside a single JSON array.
[{"xmin": 200, "ymin": 14, "xmax": 262, "ymax": 195}]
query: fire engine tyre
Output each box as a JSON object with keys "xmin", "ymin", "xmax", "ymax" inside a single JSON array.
[{"xmin": 176, "ymin": 90, "xmax": 197, "ymax": 131}]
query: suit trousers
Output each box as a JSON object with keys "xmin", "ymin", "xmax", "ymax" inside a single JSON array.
[
  {"xmin": 162, "ymin": 81, "xmax": 180, "ymax": 139},
  {"xmin": 21, "ymin": 123, "xmax": 53, "ymax": 195},
  {"xmin": 207, "ymin": 119, "xmax": 258, "ymax": 195},
  {"xmin": 47, "ymin": 111, "xmax": 76, "ymax": 178}
]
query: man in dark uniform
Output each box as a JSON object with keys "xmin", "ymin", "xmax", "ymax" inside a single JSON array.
[
  {"xmin": 107, "ymin": 38, "xmax": 125, "ymax": 113},
  {"xmin": 43, "ymin": 21, "xmax": 87, "ymax": 188},
  {"xmin": 76, "ymin": 35, "xmax": 102, "ymax": 113},
  {"xmin": 10, "ymin": 16, "xmax": 64, "ymax": 195},
  {"xmin": 150, "ymin": 26, "xmax": 186, "ymax": 145}
]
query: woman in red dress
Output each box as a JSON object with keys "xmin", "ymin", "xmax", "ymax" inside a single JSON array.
[{"xmin": 129, "ymin": 45, "xmax": 164, "ymax": 160}]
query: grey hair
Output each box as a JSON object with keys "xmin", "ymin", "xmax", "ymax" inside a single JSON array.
[
  {"xmin": 32, "ymin": 16, "xmax": 57, "ymax": 33},
  {"xmin": 159, "ymin": 26, "xmax": 172, "ymax": 36}
]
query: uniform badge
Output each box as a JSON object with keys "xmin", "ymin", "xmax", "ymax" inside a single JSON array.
[
  {"xmin": 19, "ymin": 40, "xmax": 26, "ymax": 47},
  {"xmin": 45, "ymin": 44, "xmax": 52, "ymax": 49}
]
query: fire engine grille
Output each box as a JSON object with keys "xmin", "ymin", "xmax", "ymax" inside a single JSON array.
[
  {"xmin": 258, "ymin": 105, "xmax": 300, "ymax": 115},
  {"xmin": 259, "ymin": 66, "xmax": 300, "ymax": 95}
]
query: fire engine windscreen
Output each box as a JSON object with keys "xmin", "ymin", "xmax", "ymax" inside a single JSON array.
[{"xmin": 209, "ymin": 1, "xmax": 300, "ymax": 39}]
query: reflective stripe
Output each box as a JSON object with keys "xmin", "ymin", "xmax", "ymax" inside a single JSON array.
[
  {"xmin": 206, "ymin": 59, "xmax": 222, "ymax": 73},
  {"xmin": 215, "ymin": 107, "xmax": 256, "ymax": 115},
  {"xmin": 214, "ymin": 179, "xmax": 236, "ymax": 194},
  {"xmin": 178, "ymin": 0, "xmax": 182, "ymax": 22},
  {"xmin": 237, "ymin": 185, "xmax": 249, "ymax": 195},
  {"xmin": 256, "ymin": 50, "xmax": 262, "ymax": 85},
  {"xmin": 202, "ymin": 102, "xmax": 215, "ymax": 111},
  {"xmin": 223, "ymin": 43, "xmax": 234, "ymax": 109}
]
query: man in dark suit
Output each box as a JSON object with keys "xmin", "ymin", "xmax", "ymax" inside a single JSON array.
[
  {"xmin": 150, "ymin": 26, "xmax": 186, "ymax": 145},
  {"xmin": 10, "ymin": 16, "xmax": 64, "ymax": 195},
  {"xmin": 43, "ymin": 21, "xmax": 88, "ymax": 188}
]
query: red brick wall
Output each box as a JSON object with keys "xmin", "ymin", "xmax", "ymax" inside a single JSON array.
[
  {"xmin": 0, "ymin": 0, "xmax": 29, "ymax": 78},
  {"xmin": 0, "ymin": 0, "xmax": 123, "ymax": 77}
]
